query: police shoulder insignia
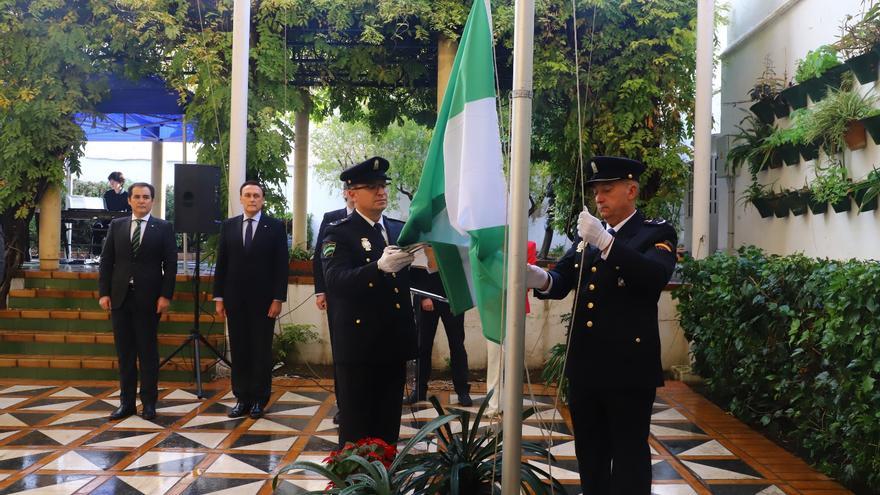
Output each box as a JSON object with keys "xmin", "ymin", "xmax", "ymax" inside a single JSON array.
[
  {"xmin": 329, "ymin": 216, "xmax": 351, "ymax": 227},
  {"xmin": 322, "ymin": 241, "xmax": 337, "ymax": 258},
  {"xmin": 654, "ymin": 241, "xmax": 674, "ymax": 252},
  {"xmin": 644, "ymin": 218, "xmax": 667, "ymax": 225}
]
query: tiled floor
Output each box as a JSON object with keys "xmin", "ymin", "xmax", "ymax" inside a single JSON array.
[{"xmin": 0, "ymin": 379, "xmax": 852, "ymax": 495}]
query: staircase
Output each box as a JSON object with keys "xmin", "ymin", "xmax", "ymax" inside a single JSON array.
[{"xmin": 0, "ymin": 269, "xmax": 226, "ymax": 381}]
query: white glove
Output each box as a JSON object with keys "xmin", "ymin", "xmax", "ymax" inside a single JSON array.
[
  {"xmin": 525, "ymin": 264, "xmax": 550, "ymax": 290},
  {"xmin": 377, "ymin": 246, "xmax": 414, "ymax": 273},
  {"xmin": 577, "ymin": 208, "xmax": 614, "ymax": 251}
]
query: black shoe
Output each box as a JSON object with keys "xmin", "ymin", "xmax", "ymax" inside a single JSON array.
[
  {"xmin": 249, "ymin": 402, "xmax": 265, "ymax": 419},
  {"xmin": 228, "ymin": 401, "xmax": 251, "ymax": 418},
  {"xmin": 403, "ymin": 390, "xmax": 427, "ymax": 405},
  {"xmin": 141, "ymin": 404, "xmax": 156, "ymax": 420},
  {"xmin": 332, "ymin": 411, "xmax": 341, "ymax": 425},
  {"xmin": 109, "ymin": 404, "xmax": 136, "ymax": 420},
  {"xmin": 457, "ymin": 392, "xmax": 473, "ymax": 407}
]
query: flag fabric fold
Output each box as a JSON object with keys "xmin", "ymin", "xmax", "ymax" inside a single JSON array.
[{"xmin": 398, "ymin": 0, "xmax": 507, "ymax": 343}]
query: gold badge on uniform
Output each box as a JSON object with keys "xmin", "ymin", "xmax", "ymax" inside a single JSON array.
[
  {"xmin": 361, "ymin": 237, "xmax": 372, "ymax": 251},
  {"xmin": 618, "ymin": 277, "xmax": 626, "ymax": 287},
  {"xmin": 373, "ymin": 159, "xmax": 380, "ymax": 170}
]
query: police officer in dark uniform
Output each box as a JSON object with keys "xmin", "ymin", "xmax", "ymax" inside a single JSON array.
[
  {"xmin": 320, "ymin": 156, "xmax": 418, "ymax": 446},
  {"xmin": 525, "ymin": 156, "xmax": 677, "ymax": 495}
]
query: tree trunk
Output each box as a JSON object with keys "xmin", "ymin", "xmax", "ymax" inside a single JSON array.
[{"xmin": 0, "ymin": 180, "xmax": 48, "ymax": 309}]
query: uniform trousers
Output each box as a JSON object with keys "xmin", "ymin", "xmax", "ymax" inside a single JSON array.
[
  {"xmin": 336, "ymin": 361, "xmax": 406, "ymax": 446},
  {"xmin": 567, "ymin": 379, "xmax": 656, "ymax": 495},
  {"xmin": 414, "ymin": 300, "xmax": 469, "ymax": 395},
  {"xmin": 226, "ymin": 298, "xmax": 275, "ymax": 406},
  {"xmin": 111, "ymin": 286, "xmax": 160, "ymax": 407}
]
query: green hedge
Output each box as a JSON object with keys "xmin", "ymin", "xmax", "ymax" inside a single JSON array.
[{"xmin": 673, "ymin": 247, "xmax": 880, "ymax": 492}]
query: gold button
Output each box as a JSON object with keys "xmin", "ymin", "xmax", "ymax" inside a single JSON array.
[
  {"xmin": 615, "ymin": 266, "xmax": 620, "ymax": 270},
  {"xmin": 591, "ymin": 266, "xmax": 597, "ymax": 273},
  {"xmin": 574, "ymin": 263, "xmax": 579, "ymax": 268},
  {"xmin": 366, "ymin": 258, "xmax": 371, "ymax": 262},
  {"xmin": 588, "ymin": 284, "xmax": 595, "ymax": 291},
  {"xmin": 356, "ymin": 319, "xmax": 361, "ymax": 324},
  {"xmin": 586, "ymin": 321, "xmax": 593, "ymax": 327},
  {"xmin": 395, "ymin": 303, "xmax": 401, "ymax": 309},
  {"xmin": 392, "ymin": 273, "xmax": 397, "ymax": 278},
  {"xmin": 635, "ymin": 337, "xmax": 641, "ymax": 343},
  {"xmin": 394, "ymin": 288, "xmax": 399, "ymax": 293},
  {"xmin": 587, "ymin": 302, "xmax": 594, "ymax": 309},
  {"xmin": 368, "ymin": 282, "xmax": 373, "ymax": 288}
]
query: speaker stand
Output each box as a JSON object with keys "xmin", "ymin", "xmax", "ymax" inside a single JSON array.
[{"xmin": 159, "ymin": 234, "xmax": 231, "ymax": 399}]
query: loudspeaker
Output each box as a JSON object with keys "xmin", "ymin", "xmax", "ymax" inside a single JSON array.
[{"xmin": 174, "ymin": 164, "xmax": 221, "ymax": 233}]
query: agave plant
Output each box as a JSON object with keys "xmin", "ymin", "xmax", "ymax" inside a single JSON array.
[{"xmin": 399, "ymin": 392, "xmax": 565, "ymax": 495}]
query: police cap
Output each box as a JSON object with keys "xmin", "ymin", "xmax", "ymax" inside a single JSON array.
[
  {"xmin": 586, "ymin": 156, "xmax": 646, "ymax": 184},
  {"xmin": 339, "ymin": 156, "xmax": 391, "ymax": 186}
]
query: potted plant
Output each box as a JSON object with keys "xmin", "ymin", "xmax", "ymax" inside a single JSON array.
[
  {"xmin": 801, "ymin": 88, "xmax": 879, "ymax": 154},
  {"xmin": 748, "ymin": 65, "xmax": 787, "ymax": 124},
  {"xmin": 837, "ymin": 3, "xmax": 880, "ymax": 84},
  {"xmin": 859, "ymin": 108, "xmax": 880, "ymax": 144},
  {"xmin": 810, "ymin": 164, "xmax": 852, "ymax": 213},
  {"xmin": 770, "ymin": 190, "xmax": 790, "ymax": 218},
  {"xmin": 741, "ymin": 181, "xmax": 774, "ymax": 218},
  {"xmin": 765, "ymin": 123, "xmax": 804, "ymax": 166},
  {"xmin": 726, "ymin": 113, "xmax": 774, "ymax": 176},
  {"xmin": 787, "ymin": 188, "xmax": 811, "ymax": 216},
  {"xmin": 853, "ymin": 168, "xmax": 880, "ymax": 212},
  {"xmin": 272, "ymin": 323, "xmax": 320, "ymax": 366},
  {"xmin": 781, "ymin": 82, "xmax": 809, "ymax": 111},
  {"xmin": 795, "ymin": 45, "xmax": 845, "ymax": 103},
  {"xmin": 288, "ymin": 245, "xmax": 313, "ymax": 275}
]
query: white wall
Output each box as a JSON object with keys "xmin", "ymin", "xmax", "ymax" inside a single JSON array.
[{"xmin": 722, "ymin": 0, "xmax": 880, "ymax": 259}]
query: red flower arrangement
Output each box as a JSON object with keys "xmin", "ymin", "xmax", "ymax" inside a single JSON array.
[{"xmin": 322, "ymin": 437, "xmax": 398, "ymax": 486}]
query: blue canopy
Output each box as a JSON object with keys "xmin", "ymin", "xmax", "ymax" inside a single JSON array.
[{"xmin": 75, "ymin": 76, "xmax": 195, "ymax": 143}]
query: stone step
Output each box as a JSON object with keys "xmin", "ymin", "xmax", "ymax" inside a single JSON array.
[{"xmin": 0, "ymin": 354, "xmax": 221, "ymax": 381}]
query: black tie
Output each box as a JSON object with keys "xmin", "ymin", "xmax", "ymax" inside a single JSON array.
[
  {"xmin": 244, "ymin": 218, "xmax": 254, "ymax": 250},
  {"xmin": 374, "ymin": 222, "xmax": 386, "ymax": 247},
  {"xmin": 607, "ymin": 227, "xmax": 616, "ymax": 237}
]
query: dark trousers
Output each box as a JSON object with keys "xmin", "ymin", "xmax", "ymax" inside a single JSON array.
[
  {"xmin": 336, "ymin": 361, "xmax": 406, "ymax": 446},
  {"xmin": 568, "ymin": 382, "xmax": 656, "ymax": 495},
  {"xmin": 111, "ymin": 287, "xmax": 160, "ymax": 407},
  {"xmin": 415, "ymin": 299, "xmax": 469, "ymax": 395},
  {"xmin": 226, "ymin": 299, "xmax": 275, "ymax": 406}
]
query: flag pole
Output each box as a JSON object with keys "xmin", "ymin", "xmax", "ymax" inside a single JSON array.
[{"xmin": 500, "ymin": 0, "xmax": 535, "ymax": 491}]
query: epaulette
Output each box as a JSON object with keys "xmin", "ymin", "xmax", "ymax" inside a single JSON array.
[
  {"xmin": 329, "ymin": 216, "xmax": 351, "ymax": 227},
  {"xmin": 385, "ymin": 216, "xmax": 405, "ymax": 225},
  {"xmin": 644, "ymin": 218, "xmax": 668, "ymax": 226}
]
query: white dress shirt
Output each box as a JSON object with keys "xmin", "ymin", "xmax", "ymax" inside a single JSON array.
[
  {"xmin": 355, "ymin": 209, "xmax": 389, "ymax": 245},
  {"xmin": 130, "ymin": 213, "xmax": 152, "ymax": 242}
]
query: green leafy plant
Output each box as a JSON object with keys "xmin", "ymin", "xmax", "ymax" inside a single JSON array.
[
  {"xmin": 800, "ymin": 88, "xmax": 880, "ymax": 154},
  {"xmin": 810, "ymin": 163, "xmax": 851, "ymax": 205},
  {"xmin": 401, "ymin": 393, "xmax": 565, "ymax": 494},
  {"xmin": 726, "ymin": 113, "xmax": 775, "ymax": 177},
  {"xmin": 853, "ymin": 167, "xmax": 880, "ymax": 210},
  {"xmin": 542, "ymin": 343, "xmax": 569, "ymax": 403},
  {"xmin": 795, "ymin": 45, "xmax": 842, "ymax": 82},
  {"xmin": 289, "ymin": 245, "xmax": 312, "ymax": 262},
  {"xmin": 272, "ymin": 323, "xmax": 320, "ymax": 364},
  {"xmin": 835, "ymin": 1, "xmax": 880, "ymax": 58},
  {"xmin": 324, "ymin": 437, "xmax": 398, "ymax": 486},
  {"xmin": 673, "ymin": 248, "xmax": 880, "ymax": 492}
]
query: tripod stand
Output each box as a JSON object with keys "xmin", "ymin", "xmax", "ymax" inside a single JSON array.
[{"xmin": 160, "ymin": 233, "xmax": 231, "ymax": 398}]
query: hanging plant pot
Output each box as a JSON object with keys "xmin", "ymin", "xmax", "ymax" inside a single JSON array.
[
  {"xmin": 751, "ymin": 197, "xmax": 774, "ymax": 218},
  {"xmin": 768, "ymin": 149, "xmax": 784, "ymax": 168},
  {"xmin": 771, "ymin": 94, "xmax": 790, "ymax": 118},
  {"xmin": 808, "ymin": 194, "xmax": 828, "ymax": 214},
  {"xmin": 831, "ymin": 194, "xmax": 852, "ymax": 213},
  {"xmin": 779, "ymin": 144, "xmax": 800, "ymax": 166},
  {"xmin": 788, "ymin": 190, "xmax": 810, "ymax": 216},
  {"xmin": 845, "ymin": 120, "xmax": 868, "ymax": 150},
  {"xmin": 749, "ymin": 98, "xmax": 775, "ymax": 125},
  {"xmin": 797, "ymin": 140, "xmax": 820, "ymax": 162},
  {"xmin": 781, "ymin": 84, "xmax": 808, "ymax": 110},
  {"xmin": 854, "ymin": 187, "xmax": 879, "ymax": 212},
  {"xmin": 820, "ymin": 64, "xmax": 848, "ymax": 90},
  {"xmin": 860, "ymin": 113, "xmax": 880, "ymax": 144},
  {"xmin": 801, "ymin": 76, "xmax": 829, "ymax": 102},
  {"xmin": 771, "ymin": 194, "xmax": 790, "ymax": 218},
  {"xmin": 844, "ymin": 50, "xmax": 880, "ymax": 84}
]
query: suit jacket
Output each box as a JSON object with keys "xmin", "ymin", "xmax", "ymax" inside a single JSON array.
[
  {"xmin": 313, "ymin": 207, "xmax": 348, "ymax": 294},
  {"xmin": 212, "ymin": 213, "xmax": 289, "ymax": 311},
  {"xmin": 98, "ymin": 216, "xmax": 177, "ymax": 310},
  {"xmin": 321, "ymin": 212, "xmax": 417, "ymax": 365},
  {"xmin": 535, "ymin": 210, "xmax": 677, "ymax": 388}
]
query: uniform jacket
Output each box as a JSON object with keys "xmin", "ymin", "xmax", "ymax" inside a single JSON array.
[
  {"xmin": 313, "ymin": 207, "xmax": 348, "ymax": 294},
  {"xmin": 212, "ymin": 214, "xmax": 289, "ymax": 311},
  {"xmin": 98, "ymin": 216, "xmax": 177, "ymax": 310},
  {"xmin": 535, "ymin": 210, "xmax": 677, "ymax": 388},
  {"xmin": 321, "ymin": 212, "xmax": 418, "ymax": 365}
]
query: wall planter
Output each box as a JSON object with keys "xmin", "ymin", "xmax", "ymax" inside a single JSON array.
[
  {"xmin": 751, "ymin": 197, "xmax": 775, "ymax": 218},
  {"xmin": 779, "ymin": 144, "xmax": 800, "ymax": 166},
  {"xmin": 781, "ymin": 84, "xmax": 808, "ymax": 110},
  {"xmin": 860, "ymin": 113, "xmax": 880, "ymax": 144},
  {"xmin": 749, "ymin": 98, "xmax": 775, "ymax": 125},
  {"xmin": 797, "ymin": 140, "xmax": 820, "ymax": 162},
  {"xmin": 801, "ymin": 76, "xmax": 829, "ymax": 102},
  {"xmin": 771, "ymin": 94, "xmax": 790, "ymax": 119},
  {"xmin": 831, "ymin": 194, "xmax": 852, "ymax": 213},
  {"xmin": 854, "ymin": 187, "xmax": 878, "ymax": 212},
  {"xmin": 808, "ymin": 195, "xmax": 829, "ymax": 214},
  {"xmin": 771, "ymin": 194, "xmax": 790, "ymax": 218},
  {"xmin": 768, "ymin": 149, "xmax": 784, "ymax": 169},
  {"xmin": 788, "ymin": 190, "xmax": 810, "ymax": 216},
  {"xmin": 844, "ymin": 49, "xmax": 880, "ymax": 84},
  {"xmin": 845, "ymin": 120, "xmax": 868, "ymax": 150},
  {"xmin": 288, "ymin": 260, "xmax": 313, "ymax": 276}
]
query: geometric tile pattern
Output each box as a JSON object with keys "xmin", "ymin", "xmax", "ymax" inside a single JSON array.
[{"xmin": 0, "ymin": 379, "xmax": 852, "ymax": 494}]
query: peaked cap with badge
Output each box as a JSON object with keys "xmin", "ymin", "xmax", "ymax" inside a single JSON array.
[
  {"xmin": 586, "ymin": 156, "xmax": 646, "ymax": 183},
  {"xmin": 340, "ymin": 156, "xmax": 391, "ymax": 186}
]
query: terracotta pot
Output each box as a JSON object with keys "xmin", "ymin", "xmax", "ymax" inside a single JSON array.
[
  {"xmin": 845, "ymin": 120, "xmax": 867, "ymax": 150},
  {"xmin": 288, "ymin": 260, "xmax": 313, "ymax": 275}
]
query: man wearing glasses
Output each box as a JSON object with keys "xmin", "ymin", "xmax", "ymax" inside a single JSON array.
[{"xmin": 319, "ymin": 156, "xmax": 417, "ymax": 446}]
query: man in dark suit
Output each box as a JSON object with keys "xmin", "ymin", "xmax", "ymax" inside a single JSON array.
[
  {"xmin": 98, "ymin": 182, "xmax": 177, "ymax": 421},
  {"xmin": 406, "ymin": 249, "xmax": 471, "ymax": 406},
  {"xmin": 313, "ymin": 193, "xmax": 355, "ymax": 425},
  {"xmin": 321, "ymin": 156, "xmax": 417, "ymax": 445},
  {"xmin": 213, "ymin": 180, "xmax": 289, "ymax": 419},
  {"xmin": 526, "ymin": 156, "xmax": 677, "ymax": 495}
]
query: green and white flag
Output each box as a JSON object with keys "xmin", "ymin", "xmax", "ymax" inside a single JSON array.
[{"xmin": 398, "ymin": 0, "xmax": 507, "ymax": 343}]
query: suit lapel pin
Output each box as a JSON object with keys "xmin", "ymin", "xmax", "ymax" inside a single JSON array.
[{"xmin": 361, "ymin": 238, "xmax": 372, "ymax": 251}]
